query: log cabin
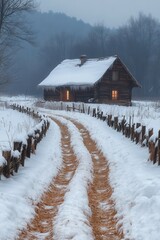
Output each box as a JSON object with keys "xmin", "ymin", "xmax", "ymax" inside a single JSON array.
[{"xmin": 38, "ymin": 55, "xmax": 141, "ymax": 105}]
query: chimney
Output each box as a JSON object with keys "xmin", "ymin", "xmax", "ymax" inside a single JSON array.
[{"xmin": 80, "ymin": 55, "xmax": 87, "ymax": 66}]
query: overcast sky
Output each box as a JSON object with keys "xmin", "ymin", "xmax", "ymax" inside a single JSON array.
[{"xmin": 37, "ymin": 0, "xmax": 160, "ymax": 27}]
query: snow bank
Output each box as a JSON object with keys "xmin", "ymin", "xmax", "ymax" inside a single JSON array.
[{"xmin": 0, "ymin": 121, "xmax": 62, "ymax": 240}]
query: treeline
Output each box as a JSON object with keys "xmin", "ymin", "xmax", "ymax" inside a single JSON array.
[
  {"xmin": 40, "ymin": 13, "xmax": 160, "ymax": 98},
  {"xmin": 3, "ymin": 11, "xmax": 160, "ymax": 99}
]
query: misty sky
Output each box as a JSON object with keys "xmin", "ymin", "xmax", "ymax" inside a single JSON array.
[{"xmin": 37, "ymin": 0, "xmax": 160, "ymax": 27}]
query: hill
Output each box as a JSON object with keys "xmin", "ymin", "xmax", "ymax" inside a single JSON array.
[{"xmin": 5, "ymin": 11, "xmax": 91, "ymax": 96}]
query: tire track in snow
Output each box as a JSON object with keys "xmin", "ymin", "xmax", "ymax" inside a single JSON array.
[
  {"xmin": 17, "ymin": 120, "xmax": 78, "ymax": 240},
  {"xmin": 17, "ymin": 114, "xmax": 123, "ymax": 240},
  {"xmin": 61, "ymin": 116, "xmax": 123, "ymax": 240},
  {"xmin": 51, "ymin": 116, "xmax": 94, "ymax": 240}
]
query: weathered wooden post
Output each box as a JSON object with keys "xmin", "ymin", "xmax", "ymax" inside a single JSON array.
[
  {"xmin": 0, "ymin": 157, "xmax": 6, "ymax": 180},
  {"xmin": 13, "ymin": 141, "xmax": 22, "ymax": 152},
  {"xmin": 149, "ymin": 138, "xmax": 156, "ymax": 163},
  {"xmin": 121, "ymin": 117, "xmax": 126, "ymax": 135},
  {"xmin": 108, "ymin": 115, "xmax": 112, "ymax": 127},
  {"xmin": 125, "ymin": 124, "xmax": 130, "ymax": 138},
  {"xmin": 92, "ymin": 108, "xmax": 96, "ymax": 117},
  {"xmin": 100, "ymin": 111, "xmax": 103, "ymax": 120},
  {"xmin": 26, "ymin": 134, "xmax": 32, "ymax": 158},
  {"xmin": 82, "ymin": 103, "xmax": 85, "ymax": 113},
  {"xmin": 21, "ymin": 144, "xmax": 27, "ymax": 166},
  {"xmin": 2, "ymin": 149, "xmax": 11, "ymax": 178},
  {"xmin": 78, "ymin": 105, "xmax": 81, "ymax": 113},
  {"xmin": 72, "ymin": 103, "xmax": 75, "ymax": 112},
  {"xmin": 147, "ymin": 128, "xmax": 153, "ymax": 147},
  {"xmin": 87, "ymin": 106, "xmax": 90, "ymax": 115},
  {"xmin": 153, "ymin": 140, "xmax": 158, "ymax": 165},
  {"xmin": 141, "ymin": 126, "xmax": 146, "ymax": 144},
  {"xmin": 135, "ymin": 124, "xmax": 141, "ymax": 144},
  {"xmin": 114, "ymin": 116, "xmax": 118, "ymax": 130},
  {"xmin": 13, "ymin": 141, "xmax": 22, "ymax": 172},
  {"xmin": 61, "ymin": 102, "xmax": 63, "ymax": 110},
  {"xmin": 158, "ymin": 130, "xmax": 160, "ymax": 165}
]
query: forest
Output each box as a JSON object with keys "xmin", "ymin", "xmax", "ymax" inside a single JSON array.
[{"xmin": 1, "ymin": 9, "xmax": 160, "ymax": 99}]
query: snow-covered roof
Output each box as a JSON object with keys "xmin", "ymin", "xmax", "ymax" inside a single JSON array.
[{"xmin": 39, "ymin": 56, "xmax": 117, "ymax": 88}]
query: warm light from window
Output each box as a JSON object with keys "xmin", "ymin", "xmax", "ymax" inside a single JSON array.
[
  {"xmin": 112, "ymin": 90, "xmax": 118, "ymax": 100},
  {"xmin": 66, "ymin": 90, "xmax": 70, "ymax": 100}
]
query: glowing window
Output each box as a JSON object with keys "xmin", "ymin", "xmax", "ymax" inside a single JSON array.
[
  {"xmin": 112, "ymin": 90, "xmax": 118, "ymax": 100},
  {"xmin": 66, "ymin": 90, "xmax": 70, "ymax": 100}
]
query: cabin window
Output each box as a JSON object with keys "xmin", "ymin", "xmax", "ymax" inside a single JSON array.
[
  {"xmin": 112, "ymin": 90, "xmax": 118, "ymax": 100},
  {"xmin": 112, "ymin": 71, "xmax": 119, "ymax": 81},
  {"xmin": 66, "ymin": 90, "xmax": 70, "ymax": 100}
]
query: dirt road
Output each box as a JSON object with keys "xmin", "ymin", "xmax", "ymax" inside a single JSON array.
[{"xmin": 17, "ymin": 116, "xmax": 123, "ymax": 239}]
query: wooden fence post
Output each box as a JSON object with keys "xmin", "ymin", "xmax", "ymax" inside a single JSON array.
[
  {"xmin": 92, "ymin": 108, "xmax": 96, "ymax": 117},
  {"xmin": 100, "ymin": 111, "xmax": 103, "ymax": 120},
  {"xmin": 147, "ymin": 128, "xmax": 153, "ymax": 147},
  {"xmin": 21, "ymin": 144, "xmax": 27, "ymax": 166},
  {"xmin": 72, "ymin": 103, "xmax": 75, "ymax": 112},
  {"xmin": 13, "ymin": 141, "xmax": 22, "ymax": 172},
  {"xmin": 2, "ymin": 150, "xmax": 11, "ymax": 178},
  {"xmin": 114, "ymin": 117, "xmax": 118, "ymax": 130},
  {"xmin": 158, "ymin": 130, "xmax": 160, "ymax": 165},
  {"xmin": 87, "ymin": 106, "xmax": 90, "ymax": 115},
  {"xmin": 131, "ymin": 124, "xmax": 135, "ymax": 141},
  {"xmin": 135, "ymin": 124, "xmax": 141, "ymax": 144},
  {"xmin": 141, "ymin": 126, "xmax": 146, "ymax": 144},
  {"xmin": 82, "ymin": 103, "xmax": 85, "ymax": 113},
  {"xmin": 26, "ymin": 135, "xmax": 32, "ymax": 158},
  {"xmin": 61, "ymin": 102, "xmax": 63, "ymax": 110},
  {"xmin": 121, "ymin": 117, "xmax": 126, "ymax": 135}
]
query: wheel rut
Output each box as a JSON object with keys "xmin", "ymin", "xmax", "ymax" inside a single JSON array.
[
  {"xmin": 64, "ymin": 117, "xmax": 123, "ymax": 240},
  {"xmin": 17, "ymin": 119, "xmax": 78, "ymax": 240}
]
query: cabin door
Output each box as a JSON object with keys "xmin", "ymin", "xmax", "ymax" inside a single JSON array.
[{"xmin": 60, "ymin": 89, "xmax": 74, "ymax": 101}]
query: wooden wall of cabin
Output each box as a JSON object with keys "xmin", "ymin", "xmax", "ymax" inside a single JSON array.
[
  {"xmin": 44, "ymin": 89, "xmax": 60, "ymax": 101},
  {"xmin": 44, "ymin": 87, "xmax": 94, "ymax": 102},
  {"xmin": 74, "ymin": 88, "xmax": 94, "ymax": 102},
  {"xmin": 96, "ymin": 58, "xmax": 134, "ymax": 105}
]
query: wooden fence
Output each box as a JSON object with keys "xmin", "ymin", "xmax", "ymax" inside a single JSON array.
[
  {"xmin": 0, "ymin": 104, "xmax": 50, "ymax": 179},
  {"xmin": 37, "ymin": 101, "xmax": 160, "ymax": 166}
]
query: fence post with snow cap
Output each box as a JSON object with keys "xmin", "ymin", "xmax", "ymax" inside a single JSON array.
[
  {"xmin": 0, "ymin": 155, "xmax": 7, "ymax": 180},
  {"xmin": 21, "ymin": 144, "xmax": 27, "ymax": 166},
  {"xmin": 135, "ymin": 123, "xmax": 141, "ymax": 144},
  {"xmin": 2, "ymin": 149, "xmax": 12, "ymax": 178},
  {"xmin": 114, "ymin": 116, "xmax": 118, "ymax": 130},
  {"xmin": 26, "ymin": 134, "xmax": 32, "ymax": 158},
  {"xmin": 13, "ymin": 141, "xmax": 22, "ymax": 172}
]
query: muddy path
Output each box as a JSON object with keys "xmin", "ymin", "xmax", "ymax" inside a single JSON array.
[
  {"xmin": 65, "ymin": 117, "xmax": 123, "ymax": 240},
  {"xmin": 17, "ymin": 119, "xmax": 78, "ymax": 240},
  {"xmin": 17, "ymin": 115, "xmax": 123, "ymax": 240}
]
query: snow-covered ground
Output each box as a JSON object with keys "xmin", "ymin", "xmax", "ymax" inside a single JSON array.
[
  {"xmin": 0, "ymin": 108, "xmax": 37, "ymax": 151},
  {"xmin": 0, "ymin": 113, "xmax": 62, "ymax": 240},
  {"xmin": 0, "ymin": 95, "xmax": 159, "ymax": 240}
]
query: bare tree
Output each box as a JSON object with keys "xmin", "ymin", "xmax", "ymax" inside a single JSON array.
[
  {"xmin": 0, "ymin": 0, "xmax": 36, "ymax": 40},
  {"xmin": 0, "ymin": 0, "xmax": 36, "ymax": 85}
]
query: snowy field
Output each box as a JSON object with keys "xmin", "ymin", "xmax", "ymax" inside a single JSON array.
[
  {"xmin": 0, "ymin": 108, "xmax": 38, "ymax": 151},
  {"xmin": 41, "ymin": 99, "xmax": 160, "ymax": 135},
  {"xmin": 0, "ymin": 95, "xmax": 159, "ymax": 240}
]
